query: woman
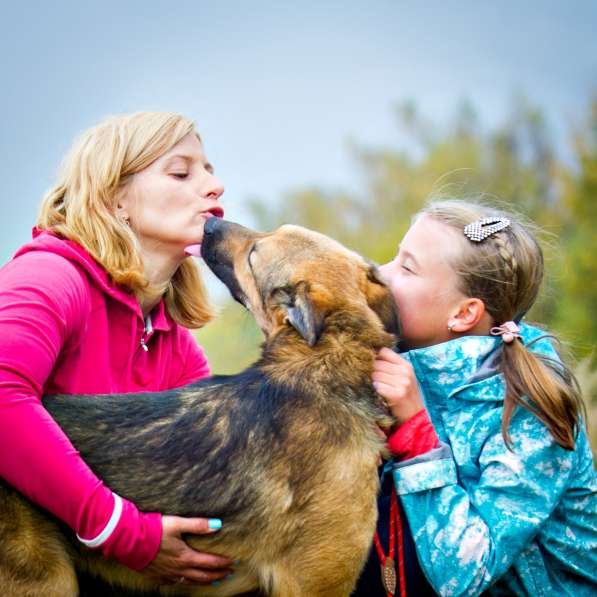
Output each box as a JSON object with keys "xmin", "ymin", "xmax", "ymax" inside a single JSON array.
[{"xmin": 0, "ymin": 112, "xmax": 234, "ymax": 587}]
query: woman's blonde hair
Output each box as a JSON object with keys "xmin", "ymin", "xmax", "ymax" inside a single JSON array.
[
  {"xmin": 37, "ymin": 111, "xmax": 213, "ymax": 329},
  {"xmin": 420, "ymin": 198, "xmax": 584, "ymax": 450}
]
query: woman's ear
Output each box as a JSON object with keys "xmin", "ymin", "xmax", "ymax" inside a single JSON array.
[
  {"xmin": 448, "ymin": 298, "xmax": 486, "ymax": 333},
  {"xmin": 114, "ymin": 180, "xmax": 133, "ymax": 221},
  {"xmin": 115, "ymin": 203, "xmax": 129, "ymax": 218}
]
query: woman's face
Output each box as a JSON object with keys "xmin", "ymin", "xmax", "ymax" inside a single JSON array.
[
  {"xmin": 119, "ymin": 133, "xmax": 224, "ymax": 257},
  {"xmin": 379, "ymin": 215, "xmax": 466, "ymax": 350}
]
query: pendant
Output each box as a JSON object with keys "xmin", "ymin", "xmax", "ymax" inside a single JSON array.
[{"xmin": 381, "ymin": 557, "xmax": 397, "ymax": 595}]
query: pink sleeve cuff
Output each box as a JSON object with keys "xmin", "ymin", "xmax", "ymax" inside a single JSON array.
[
  {"xmin": 387, "ymin": 408, "xmax": 440, "ymax": 461},
  {"xmin": 97, "ymin": 500, "xmax": 162, "ymax": 571}
]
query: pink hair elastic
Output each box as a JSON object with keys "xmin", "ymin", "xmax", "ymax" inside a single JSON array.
[{"xmin": 490, "ymin": 321, "xmax": 521, "ymax": 343}]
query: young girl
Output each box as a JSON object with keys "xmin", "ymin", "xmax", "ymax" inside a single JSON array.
[{"xmin": 370, "ymin": 200, "xmax": 596, "ymax": 596}]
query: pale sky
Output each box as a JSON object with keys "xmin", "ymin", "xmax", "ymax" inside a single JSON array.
[{"xmin": 1, "ymin": 1, "xmax": 596, "ymax": 265}]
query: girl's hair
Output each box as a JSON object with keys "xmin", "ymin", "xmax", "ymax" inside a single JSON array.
[
  {"xmin": 37, "ymin": 111, "xmax": 213, "ymax": 329},
  {"xmin": 420, "ymin": 198, "xmax": 584, "ymax": 450}
]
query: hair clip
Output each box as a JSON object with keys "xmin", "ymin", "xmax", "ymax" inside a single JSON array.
[
  {"xmin": 490, "ymin": 321, "xmax": 521, "ymax": 343},
  {"xmin": 464, "ymin": 217, "xmax": 510, "ymax": 242}
]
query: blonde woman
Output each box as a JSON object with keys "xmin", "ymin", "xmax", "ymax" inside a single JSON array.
[{"xmin": 0, "ymin": 112, "xmax": 234, "ymax": 586}]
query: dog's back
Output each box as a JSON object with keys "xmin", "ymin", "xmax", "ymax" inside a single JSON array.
[{"xmin": 1, "ymin": 221, "xmax": 399, "ymax": 596}]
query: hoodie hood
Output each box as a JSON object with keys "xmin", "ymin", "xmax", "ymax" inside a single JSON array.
[
  {"xmin": 15, "ymin": 228, "xmax": 143, "ymax": 316},
  {"xmin": 402, "ymin": 323, "xmax": 561, "ymax": 411}
]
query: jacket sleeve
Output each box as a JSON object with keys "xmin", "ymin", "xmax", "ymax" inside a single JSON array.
[
  {"xmin": 392, "ymin": 408, "xmax": 577, "ymax": 596},
  {"xmin": 387, "ymin": 408, "xmax": 440, "ymax": 460},
  {"xmin": 0, "ymin": 251, "xmax": 162, "ymax": 570}
]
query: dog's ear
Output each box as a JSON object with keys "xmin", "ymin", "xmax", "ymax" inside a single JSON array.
[
  {"xmin": 275, "ymin": 282, "xmax": 324, "ymax": 346},
  {"xmin": 365, "ymin": 264, "xmax": 400, "ymax": 337}
]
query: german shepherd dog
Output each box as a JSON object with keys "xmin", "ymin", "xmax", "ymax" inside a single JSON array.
[{"xmin": 0, "ymin": 219, "xmax": 399, "ymax": 596}]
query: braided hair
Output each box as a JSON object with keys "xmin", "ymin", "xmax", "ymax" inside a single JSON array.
[{"xmin": 419, "ymin": 199, "xmax": 583, "ymax": 450}]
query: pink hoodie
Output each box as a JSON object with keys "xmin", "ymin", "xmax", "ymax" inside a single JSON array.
[{"xmin": 0, "ymin": 229, "xmax": 211, "ymax": 570}]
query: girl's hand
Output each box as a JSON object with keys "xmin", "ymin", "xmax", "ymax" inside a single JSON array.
[
  {"xmin": 142, "ymin": 515, "xmax": 234, "ymax": 586},
  {"xmin": 373, "ymin": 347, "xmax": 424, "ymax": 426}
]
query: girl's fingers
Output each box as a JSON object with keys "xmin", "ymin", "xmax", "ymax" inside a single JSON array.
[
  {"xmin": 372, "ymin": 381, "xmax": 402, "ymax": 402},
  {"xmin": 372, "ymin": 359, "xmax": 408, "ymax": 376},
  {"xmin": 377, "ymin": 347, "xmax": 407, "ymax": 364},
  {"xmin": 372, "ymin": 371, "xmax": 407, "ymax": 389}
]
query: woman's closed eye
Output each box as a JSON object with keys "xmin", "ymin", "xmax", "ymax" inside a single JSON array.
[{"xmin": 170, "ymin": 172, "xmax": 189, "ymax": 179}]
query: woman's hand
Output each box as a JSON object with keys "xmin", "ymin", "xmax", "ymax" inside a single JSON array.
[
  {"xmin": 142, "ymin": 515, "xmax": 234, "ymax": 586},
  {"xmin": 373, "ymin": 348, "xmax": 424, "ymax": 426}
]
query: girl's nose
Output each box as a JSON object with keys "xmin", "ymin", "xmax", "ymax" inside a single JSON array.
[{"xmin": 378, "ymin": 262, "xmax": 392, "ymax": 284}]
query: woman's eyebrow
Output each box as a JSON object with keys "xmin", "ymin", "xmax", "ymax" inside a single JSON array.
[{"xmin": 164, "ymin": 154, "xmax": 214, "ymax": 173}]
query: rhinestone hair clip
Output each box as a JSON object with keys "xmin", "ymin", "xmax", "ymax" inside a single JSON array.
[{"xmin": 463, "ymin": 217, "xmax": 511, "ymax": 242}]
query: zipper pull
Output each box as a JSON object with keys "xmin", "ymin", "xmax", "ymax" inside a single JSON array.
[{"xmin": 140, "ymin": 315, "xmax": 152, "ymax": 352}]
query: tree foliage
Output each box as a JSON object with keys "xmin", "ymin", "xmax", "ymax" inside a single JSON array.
[{"xmin": 196, "ymin": 96, "xmax": 597, "ymax": 445}]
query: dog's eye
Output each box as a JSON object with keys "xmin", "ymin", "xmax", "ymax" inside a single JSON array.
[
  {"xmin": 271, "ymin": 286, "xmax": 293, "ymax": 305},
  {"xmin": 248, "ymin": 245, "xmax": 258, "ymax": 268}
]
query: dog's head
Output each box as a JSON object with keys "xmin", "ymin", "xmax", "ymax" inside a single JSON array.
[{"xmin": 201, "ymin": 219, "xmax": 399, "ymax": 348}]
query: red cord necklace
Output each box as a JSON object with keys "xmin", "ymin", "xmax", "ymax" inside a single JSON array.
[{"xmin": 373, "ymin": 484, "xmax": 407, "ymax": 597}]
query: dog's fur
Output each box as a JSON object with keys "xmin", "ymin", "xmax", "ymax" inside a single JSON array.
[{"xmin": 0, "ymin": 220, "xmax": 399, "ymax": 597}]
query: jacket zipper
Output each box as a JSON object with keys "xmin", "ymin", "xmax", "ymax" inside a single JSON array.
[{"xmin": 140, "ymin": 315, "xmax": 153, "ymax": 352}]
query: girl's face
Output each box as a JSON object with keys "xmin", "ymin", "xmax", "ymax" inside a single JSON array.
[
  {"xmin": 119, "ymin": 133, "xmax": 224, "ymax": 257},
  {"xmin": 379, "ymin": 215, "xmax": 467, "ymax": 350}
]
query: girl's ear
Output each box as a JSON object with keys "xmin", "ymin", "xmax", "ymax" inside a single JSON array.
[{"xmin": 449, "ymin": 298, "xmax": 486, "ymax": 333}]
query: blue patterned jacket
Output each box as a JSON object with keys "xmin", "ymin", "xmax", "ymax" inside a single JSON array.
[{"xmin": 392, "ymin": 324, "xmax": 597, "ymax": 596}]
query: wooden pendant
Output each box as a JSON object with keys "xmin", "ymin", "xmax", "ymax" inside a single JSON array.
[{"xmin": 381, "ymin": 557, "xmax": 397, "ymax": 595}]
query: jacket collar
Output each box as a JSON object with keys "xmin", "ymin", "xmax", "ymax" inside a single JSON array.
[
  {"xmin": 401, "ymin": 323, "xmax": 560, "ymax": 410},
  {"xmin": 17, "ymin": 228, "xmax": 173, "ymax": 330}
]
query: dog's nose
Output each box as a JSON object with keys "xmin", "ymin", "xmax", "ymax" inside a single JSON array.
[{"xmin": 204, "ymin": 216, "xmax": 222, "ymax": 237}]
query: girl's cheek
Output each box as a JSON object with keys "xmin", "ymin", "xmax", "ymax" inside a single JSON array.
[{"xmin": 389, "ymin": 282, "xmax": 404, "ymax": 309}]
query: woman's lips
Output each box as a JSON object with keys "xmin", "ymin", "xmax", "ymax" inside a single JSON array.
[
  {"xmin": 186, "ymin": 209, "xmax": 224, "ymax": 257},
  {"xmin": 204, "ymin": 207, "xmax": 224, "ymax": 219}
]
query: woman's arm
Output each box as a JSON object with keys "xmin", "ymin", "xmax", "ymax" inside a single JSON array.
[{"xmin": 0, "ymin": 251, "xmax": 161, "ymax": 570}]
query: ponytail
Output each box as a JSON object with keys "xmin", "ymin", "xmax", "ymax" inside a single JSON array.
[
  {"xmin": 418, "ymin": 199, "xmax": 587, "ymax": 450},
  {"xmin": 500, "ymin": 339, "xmax": 584, "ymax": 451}
]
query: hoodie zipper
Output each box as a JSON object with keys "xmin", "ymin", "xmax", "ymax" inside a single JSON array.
[{"xmin": 140, "ymin": 315, "xmax": 153, "ymax": 352}]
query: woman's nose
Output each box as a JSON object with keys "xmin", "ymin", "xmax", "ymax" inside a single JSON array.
[{"xmin": 203, "ymin": 173, "xmax": 224, "ymax": 200}]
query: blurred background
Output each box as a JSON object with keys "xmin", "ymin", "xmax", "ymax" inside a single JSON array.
[{"xmin": 1, "ymin": 2, "xmax": 596, "ymax": 444}]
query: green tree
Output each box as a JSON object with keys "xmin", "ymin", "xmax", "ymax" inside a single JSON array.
[{"xmin": 197, "ymin": 96, "xmax": 597, "ymax": 445}]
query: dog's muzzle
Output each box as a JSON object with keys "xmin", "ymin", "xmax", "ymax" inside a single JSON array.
[{"xmin": 201, "ymin": 218, "xmax": 250, "ymax": 307}]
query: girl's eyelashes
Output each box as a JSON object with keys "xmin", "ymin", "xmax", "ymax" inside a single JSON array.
[
  {"xmin": 398, "ymin": 257, "xmax": 416, "ymax": 274},
  {"xmin": 170, "ymin": 172, "xmax": 189, "ymax": 179}
]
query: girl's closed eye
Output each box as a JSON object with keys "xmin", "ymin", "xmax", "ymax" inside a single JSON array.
[
  {"xmin": 400, "ymin": 258, "xmax": 417, "ymax": 274},
  {"xmin": 170, "ymin": 172, "xmax": 189, "ymax": 179}
]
